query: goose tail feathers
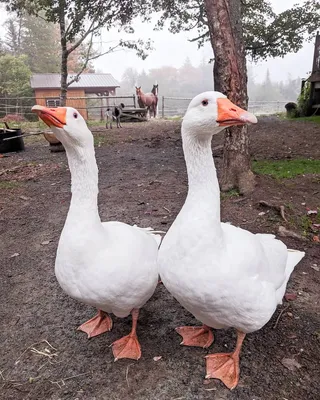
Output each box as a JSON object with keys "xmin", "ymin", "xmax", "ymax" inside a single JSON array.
[
  {"xmin": 133, "ymin": 225, "xmax": 165, "ymax": 247},
  {"xmin": 276, "ymin": 249, "xmax": 305, "ymax": 303}
]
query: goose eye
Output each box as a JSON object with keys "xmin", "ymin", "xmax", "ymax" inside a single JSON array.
[
  {"xmin": 73, "ymin": 112, "xmax": 78, "ymax": 118},
  {"xmin": 202, "ymin": 100, "xmax": 208, "ymax": 106}
]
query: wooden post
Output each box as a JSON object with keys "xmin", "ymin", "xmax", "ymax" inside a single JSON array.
[
  {"xmin": 100, "ymin": 97, "xmax": 103, "ymax": 121},
  {"xmin": 162, "ymin": 96, "xmax": 165, "ymax": 118},
  {"xmin": 133, "ymin": 94, "xmax": 136, "ymax": 108}
]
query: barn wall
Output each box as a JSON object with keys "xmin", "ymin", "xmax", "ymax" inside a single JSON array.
[{"xmin": 34, "ymin": 89, "xmax": 88, "ymax": 119}]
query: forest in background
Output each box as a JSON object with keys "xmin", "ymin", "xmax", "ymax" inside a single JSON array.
[
  {"xmin": 0, "ymin": 13, "xmax": 301, "ymax": 103},
  {"xmin": 118, "ymin": 60, "xmax": 301, "ymax": 102}
]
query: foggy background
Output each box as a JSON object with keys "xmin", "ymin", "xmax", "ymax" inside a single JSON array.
[{"xmin": 0, "ymin": 0, "xmax": 315, "ymax": 103}]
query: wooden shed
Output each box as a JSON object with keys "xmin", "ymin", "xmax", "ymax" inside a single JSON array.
[{"xmin": 30, "ymin": 73, "xmax": 120, "ymax": 120}]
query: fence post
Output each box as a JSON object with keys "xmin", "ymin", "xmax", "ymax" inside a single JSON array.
[
  {"xmin": 133, "ymin": 94, "xmax": 136, "ymax": 108},
  {"xmin": 162, "ymin": 96, "xmax": 165, "ymax": 118},
  {"xmin": 100, "ymin": 97, "xmax": 104, "ymax": 121}
]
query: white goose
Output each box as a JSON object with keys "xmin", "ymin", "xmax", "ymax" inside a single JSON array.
[
  {"xmin": 158, "ymin": 92, "xmax": 305, "ymax": 389},
  {"xmin": 32, "ymin": 105, "xmax": 160, "ymax": 361}
]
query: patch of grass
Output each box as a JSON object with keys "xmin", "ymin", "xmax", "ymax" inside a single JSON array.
[
  {"xmin": 220, "ymin": 189, "xmax": 240, "ymax": 200},
  {"xmin": 299, "ymin": 215, "xmax": 312, "ymax": 231},
  {"xmin": 164, "ymin": 116, "xmax": 182, "ymax": 121},
  {"xmin": 0, "ymin": 181, "xmax": 20, "ymax": 189},
  {"xmin": 87, "ymin": 120, "xmax": 107, "ymax": 127},
  {"xmin": 93, "ymin": 134, "xmax": 116, "ymax": 147},
  {"xmin": 253, "ymin": 159, "xmax": 320, "ymax": 179},
  {"xmin": 19, "ymin": 121, "xmax": 47, "ymax": 130},
  {"xmin": 295, "ymin": 115, "xmax": 320, "ymax": 124}
]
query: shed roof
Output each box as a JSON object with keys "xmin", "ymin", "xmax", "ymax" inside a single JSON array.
[{"xmin": 30, "ymin": 73, "xmax": 120, "ymax": 89}]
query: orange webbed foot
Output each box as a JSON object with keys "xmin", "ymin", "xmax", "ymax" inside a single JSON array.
[
  {"xmin": 77, "ymin": 310, "xmax": 113, "ymax": 338},
  {"xmin": 176, "ymin": 325, "xmax": 214, "ymax": 348},
  {"xmin": 112, "ymin": 333, "xmax": 141, "ymax": 361},
  {"xmin": 205, "ymin": 352, "xmax": 240, "ymax": 390}
]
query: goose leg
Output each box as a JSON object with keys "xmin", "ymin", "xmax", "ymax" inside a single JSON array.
[
  {"xmin": 205, "ymin": 330, "xmax": 246, "ymax": 390},
  {"xmin": 112, "ymin": 309, "xmax": 142, "ymax": 361},
  {"xmin": 77, "ymin": 310, "xmax": 113, "ymax": 338},
  {"xmin": 176, "ymin": 325, "xmax": 214, "ymax": 348}
]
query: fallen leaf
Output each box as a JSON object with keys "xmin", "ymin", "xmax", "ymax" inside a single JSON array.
[
  {"xmin": 307, "ymin": 210, "xmax": 318, "ymax": 215},
  {"xmin": 10, "ymin": 252, "xmax": 20, "ymax": 258},
  {"xmin": 285, "ymin": 293, "xmax": 297, "ymax": 301},
  {"xmin": 311, "ymin": 265, "xmax": 320, "ymax": 272},
  {"xmin": 19, "ymin": 195, "xmax": 30, "ymax": 201},
  {"xmin": 281, "ymin": 357, "xmax": 301, "ymax": 371},
  {"xmin": 287, "ymin": 312, "xmax": 293, "ymax": 317},
  {"xmin": 258, "ymin": 211, "xmax": 266, "ymax": 216},
  {"xmin": 153, "ymin": 356, "xmax": 162, "ymax": 362},
  {"xmin": 312, "ymin": 235, "xmax": 320, "ymax": 242},
  {"xmin": 41, "ymin": 240, "xmax": 51, "ymax": 245}
]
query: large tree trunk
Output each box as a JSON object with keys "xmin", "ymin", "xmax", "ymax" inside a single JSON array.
[{"xmin": 204, "ymin": 0, "xmax": 255, "ymax": 195}]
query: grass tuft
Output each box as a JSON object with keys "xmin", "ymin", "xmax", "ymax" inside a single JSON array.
[
  {"xmin": 252, "ymin": 159, "xmax": 320, "ymax": 179},
  {"xmin": 0, "ymin": 181, "xmax": 20, "ymax": 189},
  {"xmin": 220, "ymin": 189, "xmax": 240, "ymax": 200}
]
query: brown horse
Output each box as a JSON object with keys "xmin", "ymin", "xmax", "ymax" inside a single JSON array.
[{"xmin": 135, "ymin": 86, "xmax": 158, "ymax": 118}]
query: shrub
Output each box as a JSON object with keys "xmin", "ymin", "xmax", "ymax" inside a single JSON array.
[
  {"xmin": 285, "ymin": 102, "xmax": 299, "ymax": 118},
  {"xmin": 297, "ymin": 81, "xmax": 311, "ymax": 117}
]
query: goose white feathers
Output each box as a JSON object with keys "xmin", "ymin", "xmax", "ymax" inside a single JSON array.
[
  {"xmin": 32, "ymin": 105, "xmax": 160, "ymax": 361},
  {"xmin": 158, "ymin": 92, "xmax": 305, "ymax": 389}
]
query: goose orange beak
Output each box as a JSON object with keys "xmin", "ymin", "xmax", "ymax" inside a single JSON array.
[
  {"xmin": 32, "ymin": 105, "xmax": 67, "ymax": 128},
  {"xmin": 217, "ymin": 98, "xmax": 257, "ymax": 126}
]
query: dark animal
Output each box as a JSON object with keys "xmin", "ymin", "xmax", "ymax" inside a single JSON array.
[{"xmin": 105, "ymin": 103, "xmax": 125, "ymax": 129}]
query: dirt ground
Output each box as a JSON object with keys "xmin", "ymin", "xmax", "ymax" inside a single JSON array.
[{"xmin": 0, "ymin": 116, "xmax": 319, "ymax": 400}]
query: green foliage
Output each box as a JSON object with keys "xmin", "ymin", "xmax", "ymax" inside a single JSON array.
[
  {"xmin": 297, "ymin": 81, "xmax": 311, "ymax": 117},
  {"xmin": 151, "ymin": 0, "xmax": 320, "ymax": 60},
  {"xmin": 0, "ymin": 54, "xmax": 32, "ymax": 97},
  {"xmin": 3, "ymin": 14, "xmax": 61, "ymax": 73},
  {"xmin": 253, "ymin": 159, "xmax": 320, "ymax": 179},
  {"xmin": 2, "ymin": 0, "xmax": 153, "ymax": 60},
  {"xmin": 295, "ymin": 115, "xmax": 320, "ymax": 124},
  {"xmin": 220, "ymin": 189, "xmax": 240, "ymax": 200},
  {"xmin": 19, "ymin": 13, "xmax": 61, "ymax": 73}
]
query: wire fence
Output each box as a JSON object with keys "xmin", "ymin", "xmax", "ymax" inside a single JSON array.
[
  {"xmin": 0, "ymin": 95, "xmax": 291, "ymax": 121},
  {"xmin": 0, "ymin": 95, "xmax": 136, "ymax": 121},
  {"xmin": 160, "ymin": 97, "xmax": 291, "ymax": 117}
]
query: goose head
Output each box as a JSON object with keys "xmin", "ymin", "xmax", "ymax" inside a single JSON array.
[
  {"xmin": 182, "ymin": 91, "xmax": 257, "ymax": 139},
  {"xmin": 32, "ymin": 105, "xmax": 92, "ymax": 148}
]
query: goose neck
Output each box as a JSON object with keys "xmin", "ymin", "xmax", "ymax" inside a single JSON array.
[{"xmin": 182, "ymin": 127, "xmax": 221, "ymax": 222}]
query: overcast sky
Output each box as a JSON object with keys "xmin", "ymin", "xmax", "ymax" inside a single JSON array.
[
  {"xmin": 93, "ymin": 0, "xmax": 314, "ymax": 83},
  {"xmin": 0, "ymin": 0, "xmax": 316, "ymax": 83}
]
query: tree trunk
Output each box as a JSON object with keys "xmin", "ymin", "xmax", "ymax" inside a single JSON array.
[
  {"xmin": 204, "ymin": 0, "xmax": 255, "ymax": 195},
  {"xmin": 59, "ymin": 3, "xmax": 68, "ymax": 107}
]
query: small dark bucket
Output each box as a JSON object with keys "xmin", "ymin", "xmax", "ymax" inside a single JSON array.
[{"xmin": 0, "ymin": 122, "xmax": 25, "ymax": 153}]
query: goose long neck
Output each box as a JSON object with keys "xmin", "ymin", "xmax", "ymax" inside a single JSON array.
[
  {"xmin": 64, "ymin": 143, "xmax": 100, "ymax": 221},
  {"xmin": 182, "ymin": 127, "xmax": 221, "ymax": 222}
]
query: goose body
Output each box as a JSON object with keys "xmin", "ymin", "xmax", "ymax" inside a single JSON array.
[
  {"xmin": 56, "ymin": 220, "xmax": 159, "ymax": 318},
  {"xmin": 32, "ymin": 105, "xmax": 160, "ymax": 360},
  {"xmin": 158, "ymin": 91, "xmax": 305, "ymax": 388},
  {"xmin": 160, "ymin": 219, "xmax": 303, "ymax": 333}
]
